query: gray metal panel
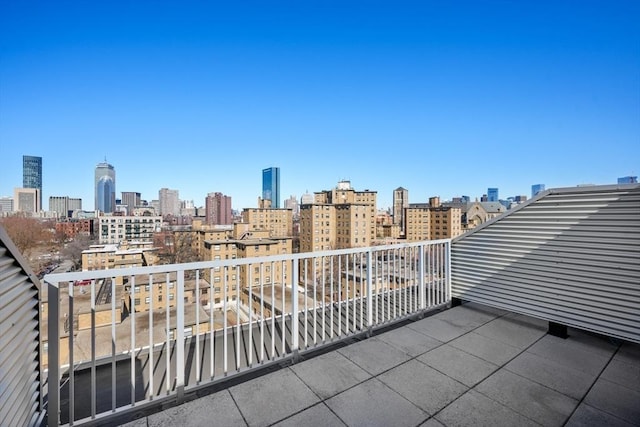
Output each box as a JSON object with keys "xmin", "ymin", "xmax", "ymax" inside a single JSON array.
[
  {"xmin": 451, "ymin": 184, "xmax": 640, "ymax": 343},
  {"xmin": 0, "ymin": 225, "xmax": 43, "ymax": 427}
]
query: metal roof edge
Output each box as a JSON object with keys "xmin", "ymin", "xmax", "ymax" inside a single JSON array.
[{"xmin": 452, "ymin": 183, "xmax": 640, "ymax": 244}]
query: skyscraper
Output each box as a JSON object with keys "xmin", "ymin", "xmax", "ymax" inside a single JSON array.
[
  {"xmin": 23, "ymin": 155, "xmax": 42, "ymax": 211},
  {"xmin": 487, "ymin": 188, "xmax": 499, "ymax": 202},
  {"xmin": 95, "ymin": 161, "xmax": 116, "ymax": 213},
  {"xmin": 393, "ymin": 187, "xmax": 409, "ymax": 235},
  {"xmin": 262, "ymin": 167, "xmax": 280, "ymax": 208},
  {"xmin": 531, "ymin": 184, "xmax": 546, "ymax": 198}
]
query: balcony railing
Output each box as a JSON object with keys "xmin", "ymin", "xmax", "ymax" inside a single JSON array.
[{"xmin": 44, "ymin": 239, "xmax": 451, "ymax": 426}]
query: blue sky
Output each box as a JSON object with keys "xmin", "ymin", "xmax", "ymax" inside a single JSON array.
[{"xmin": 1, "ymin": 1, "xmax": 638, "ymax": 211}]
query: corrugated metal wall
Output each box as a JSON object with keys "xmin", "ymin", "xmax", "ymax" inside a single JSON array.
[
  {"xmin": 451, "ymin": 184, "xmax": 640, "ymax": 343},
  {"xmin": 0, "ymin": 225, "xmax": 43, "ymax": 427}
]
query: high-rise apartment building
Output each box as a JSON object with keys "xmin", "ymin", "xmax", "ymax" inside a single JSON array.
[
  {"xmin": 242, "ymin": 205, "xmax": 293, "ymax": 238},
  {"xmin": 95, "ymin": 161, "xmax": 116, "ymax": 213},
  {"xmin": 49, "ymin": 196, "xmax": 83, "ymax": 218},
  {"xmin": 205, "ymin": 192, "xmax": 232, "ymax": 225},
  {"xmin": 262, "ymin": 167, "xmax": 280, "ymax": 208},
  {"xmin": 121, "ymin": 192, "xmax": 141, "ymax": 214},
  {"xmin": 393, "ymin": 187, "xmax": 409, "ymax": 235},
  {"xmin": 531, "ymin": 184, "xmax": 545, "ymax": 198},
  {"xmin": 300, "ymin": 180, "xmax": 377, "ymax": 252},
  {"xmin": 487, "ymin": 188, "xmax": 499, "ymax": 202},
  {"xmin": 283, "ymin": 195, "xmax": 299, "ymax": 217},
  {"xmin": 618, "ymin": 176, "xmax": 638, "ymax": 184},
  {"xmin": 23, "ymin": 155, "xmax": 42, "ymax": 211},
  {"xmin": 159, "ymin": 188, "xmax": 180, "ymax": 216}
]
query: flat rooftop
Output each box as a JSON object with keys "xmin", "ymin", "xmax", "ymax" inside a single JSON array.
[{"xmin": 112, "ymin": 301, "xmax": 639, "ymax": 426}]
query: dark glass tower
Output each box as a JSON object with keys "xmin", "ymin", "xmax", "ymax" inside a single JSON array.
[
  {"xmin": 23, "ymin": 155, "xmax": 42, "ymax": 210},
  {"xmin": 487, "ymin": 188, "xmax": 499, "ymax": 202},
  {"xmin": 95, "ymin": 161, "xmax": 116, "ymax": 213},
  {"xmin": 262, "ymin": 167, "xmax": 280, "ymax": 208}
]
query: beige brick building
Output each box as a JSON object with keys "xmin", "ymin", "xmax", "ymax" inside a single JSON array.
[
  {"xmin": 300, "ymin": 181, "xmax": 377, "ymax": 252},
  {"xmin": 404, "ymin": 197, "xmax": 463, "ymax": 241}
]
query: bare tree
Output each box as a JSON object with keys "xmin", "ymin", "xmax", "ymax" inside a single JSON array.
[
  {"xmin": 0, "ymin": 213, "xmax": 47, "ymax": 260},
  {"xmin": 154, "ymin": 230, "xmax": 201, "ymax": 265}
]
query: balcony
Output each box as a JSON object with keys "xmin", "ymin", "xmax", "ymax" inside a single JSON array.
[{"xmin": 2, "ymin": 183, "xmax": 639, "ymax": 426}]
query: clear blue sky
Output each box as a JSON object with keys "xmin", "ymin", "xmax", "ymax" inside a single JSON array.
[{"xmin": 1, "ymin": 1, "xmax": 638, "ymax": 211}]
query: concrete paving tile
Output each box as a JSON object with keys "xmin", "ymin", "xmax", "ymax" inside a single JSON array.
[
  {"xmin": 505, "ymin": 351, "xmax": 597, "ymax": 400},
  {"xmin": 448, "ymin": 331, "xmax": 522, "ymax": 365},
  {"xmin": 473, "ymin": 316, "xmax": 546, "ymax": 349},
  {"xmin": 475, "ymin": 369, "xmax": 578, "ymax": 426},
  {"xmin": 337, "ymin": 337, "xmax": 411, "ymax": 376},
  {"xmin": 565, "ymin": 403, "xmax": 635, "ymax": 427},
  {"xmin": 615, "ymin": 341, "xmax": 640, "ymax": 366},
  {"xmin": 407, "ymin": 317, "xmax": 474, "ymax": 342},
  {"xmin": 462, "ymin": 302, "xmax": 510, "ymax": 317},
  {"xmin": 147, "ymin": 390, "xmax": 246, "ymax": 427},
  {"xmin": 378, "ymin": 359, "xmax": 468, "ymax": 415},
  {"xmin": 119, "ymin": 417, "xmax": 148, "ymax": 427},
  {"xmin": 504, "ymin": 312, "xmax": 549, "ymax": 329},
  {"xmin": 584, "ymin": 378, "xmax": 640, "ymax": 425},
  {"xmin": 376, "ymin": 324, "xmax": 443, "ymax": 357},
  {"xmin": 290, "ymin": 350, "xmax": 371, "ymax": 399},
  {"xmin": 417, "ymin": 344, "xmax": 499, "ymax": 387},
  {"xmin": 526, "ymin": 331, "xmax": 617, "ymax": 375},
  {"xmin": 431, "ymin": 304, "xmax": 500, "ymax": 328},
  {"xmin": 325, "ymin": 378, "xmax": 427, "ymax": 427},
  {"xmin": 435, "ymin": 389, "xmax": 538, "ymax": 427},
  {"xmin": 418, "ymin": 418, "xmax": 445, "ymax": 427},
  {"xmin": 600, "ymin": 357, "xmax": 640, "ymax": 392},
  {"xmin": 229, "ymin": 368, "xmax": 320, "ymax": 427},
  {"xmin": 272, "ymin": 403, "xmax": 346, "ymax": 427}
]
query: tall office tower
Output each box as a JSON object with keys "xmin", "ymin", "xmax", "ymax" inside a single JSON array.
[
  {"xmin": 95, "ymin": 161, "xmax": 116, "ymax": 213},
  {"xmin": 49, "ymin": 196, "xmax": 70, "ymax": 218},
  {"xmin": 14, "ymin": 188, "xmax": 39, "ymax": 213},
  {"xmin": 531, "ymin": 184, "xmax": 545, "ymax": 198},
  {"xmin": 618, "ymin": 176, "xmax": 638, "ymax": 184},
  {"xmin": 23, "ymin": 155, "xmax": 42, "ymax": 212},
  {"xmin": 487, "ymin": 188, "xmax": 499, "ymax": 202},
  {"xmin": 205, "ymin": 192, "xmax": 232, "ymax": 225},
  {"xmin": 393, "ymin": 187, "xmax": 409, "ymax": 235},
  {"xmin": 262, "ymin": 167, "xmax": 280, "ymax": 208},
  {"xmin": 121, "ymin": 192, "xmax": 141, "ymax": 213},
  {"xmin": 69, "ymin": 198, "xmax": 82, "ymax": 212},
  {"xmin": 158, "ymin": 188, "xmax": 180, "ymax": 216}
]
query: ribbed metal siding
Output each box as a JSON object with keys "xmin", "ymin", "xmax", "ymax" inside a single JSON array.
[
  {"xmin": 451, "ymin": 185, "xmax": 640, "ymax": 343},
  {"xmin": 0, "ymin": 228, "xmax": 43, "ymax": 427}
]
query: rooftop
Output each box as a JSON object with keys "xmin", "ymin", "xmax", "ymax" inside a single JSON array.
[{"xmin": 112, "ymin": 301, "xmax": 640, "ymax": 427}]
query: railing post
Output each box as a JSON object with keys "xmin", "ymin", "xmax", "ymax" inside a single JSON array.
[
  {"xmin": 47, "ymin": 283, "xmax": 60, "ymax": 427},
  {"xmin": 366, "ymin": 249, "xmax": 373, "ymax": 334},
  {"xmin": 446, "ymin": 240, "xmax": 452, "ymax": 303},
  {"xmin": 418, "ymin": 245, "xmax": 425, "ymax": 312},
  {"xmin": 176, "ymin": 270, "xmax": 185, "ymax": 402},
  {"xmin": 291, "ymin": 259, "xmax": 299, "ymax": 354}
]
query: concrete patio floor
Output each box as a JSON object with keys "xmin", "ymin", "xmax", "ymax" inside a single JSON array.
[{"xmin": 116, "ymin": 302, "xmax": 640, "ymax": 427}]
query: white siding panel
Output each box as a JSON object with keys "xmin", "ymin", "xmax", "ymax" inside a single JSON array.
[
  {"xmin": 0, "ymin": 225, "xmax": 43, "ymax": 427},
  {"xmin": 451, "ymin": 185, "xmax": 640, "ymax": 343}
]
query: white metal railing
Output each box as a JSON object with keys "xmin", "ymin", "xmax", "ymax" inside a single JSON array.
[{"xmin": 43, "ymin": 240, "xmax": 451, "ymax": 426}]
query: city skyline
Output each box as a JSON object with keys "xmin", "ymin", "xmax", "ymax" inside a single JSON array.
[{"xmin": 1, "ymin": 1, "xmax": 639, "ymax": 211}]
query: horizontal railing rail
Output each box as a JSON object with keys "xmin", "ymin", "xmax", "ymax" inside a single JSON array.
[{"xmin": 44, "ymin": 240, "xmax": 451, "ymax": 426}]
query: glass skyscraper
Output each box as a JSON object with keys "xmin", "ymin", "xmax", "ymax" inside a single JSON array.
[
  {"xmin": 95, "ymin": 161, "xmax": 116, "ymax": 213},
  {"xmin": 262, "ymin": 167, "xmax": 280, "ymax": 208},
  {"xmin": 531, "ymin": 183, "xmax": 546, "ymax": 198},
  {"xmin": 487, "ymin": 188, "xmax": 499, "ymax": 202},
  {"xmin": 23, "ymin": 155, "xmax": 42, "ymax": 211}
]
